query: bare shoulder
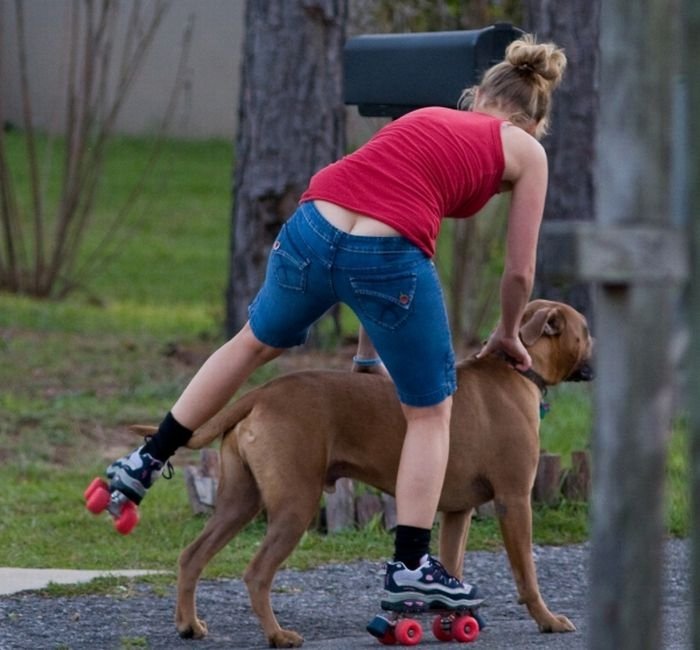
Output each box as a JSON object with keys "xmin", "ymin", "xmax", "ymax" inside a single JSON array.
[
  {"xmin": 501, "ymin": 122, "xmax": 546, "ymax": 155},
  {"xmin": 501, "ymin": 125, "xmax": 547, "ymax": 183}
]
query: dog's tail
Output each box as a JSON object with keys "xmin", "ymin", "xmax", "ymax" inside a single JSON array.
[
  {"xmin": 128, "ymin": 391, "xmax": 257, "ymax": 450},
  {"xmin": 184, "ymin": 391, "xmax": 256, "ymax": 450}
]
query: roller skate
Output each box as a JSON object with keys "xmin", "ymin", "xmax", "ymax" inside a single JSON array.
[
  {"xmin": 367, "ymin": 555, "xmax": 485, "ymax": 645},
  {"xmin": 83, "ymin": 445, "xmax": 172, "ymax": 535}
]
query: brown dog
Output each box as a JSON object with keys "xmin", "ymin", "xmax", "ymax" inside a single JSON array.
[{"xmin": 166, "ymin": 299, "xmax": 593, "ymax": 647}]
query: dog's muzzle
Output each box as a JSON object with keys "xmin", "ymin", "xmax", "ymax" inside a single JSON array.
[{"xmin": 566, "ymin": 362, "xmax": 594, "ymax": 382}]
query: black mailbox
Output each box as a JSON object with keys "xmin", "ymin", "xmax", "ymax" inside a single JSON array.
[{"xmin": 344, "ymin": 22, "xmax": 525, "ymax": 118}]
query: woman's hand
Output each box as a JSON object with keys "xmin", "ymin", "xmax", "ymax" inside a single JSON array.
[{"xmin": 477, "ymin": 327, "xmax": 532, "ymax": 371}]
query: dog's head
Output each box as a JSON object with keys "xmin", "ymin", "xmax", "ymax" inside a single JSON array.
[{"xmin": 518, "ymin": 299, "xmax": 594, "ymax": 386}]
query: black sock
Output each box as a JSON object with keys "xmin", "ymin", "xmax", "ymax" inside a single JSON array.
[
  {"xmin": 142, "ymin": 411, "xmax": 193, "ymax": 463},
  {"xmin": 393, "ymin": 525, "xmax": 431, "ymax": 570}
]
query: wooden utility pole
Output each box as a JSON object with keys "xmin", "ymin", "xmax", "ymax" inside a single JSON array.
[
  {"xmin": 684, "ymin": 0, "xmax": 700, "ymax": 647},
  {"xmin": 539, "ymin": 1, "xmax": 687, "ymax": 648},
  {"xmin": 587, "ymin": 2, "xmax": 681, "ymax": 649}
]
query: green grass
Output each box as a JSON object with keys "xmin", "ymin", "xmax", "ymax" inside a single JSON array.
[
  {"xmin": 0, "ymin": 462, "xmax": 266, "ymax": 574},
  {"xmin": 3, "ymin": 131, "xmax": 231, "ymax": 320},
  {"xmin": 539, "ymin": 384, "xmax": 594, "ymax": 460},
  {"xmin": 0, "ymin": 461, "xmax": 594, "ymax": 577},
  {"xmin": 0, "ymin": 133, "xmax": 689, "ymax": 595},
  {"xmin": 667, "ymin": 416, "xmax": 691, "ymax": 536}
]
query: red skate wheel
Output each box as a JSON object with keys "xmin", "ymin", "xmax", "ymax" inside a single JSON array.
[
  {"xmin": 85, "ymin": 484, "xmax": 110, "ymax": 514},
  {"xmin": 452, "ymin": 615, "xmax": 479, "ymax": 643},
  {"xmin": 84, "ymin": 477, "xmax": 107, "ymax": 501},
  {"xmin": 114, "ymin": 501, "xmax": 139, "ymax": 535},
  {"xmin": 395, "ymin": 619, "xmax": 422, "ymax": 646},
  {"xmin": 377, "ymin": 628, "xmax": 396, "ymax": 645},
  {"xmin": 432, "ymin": 615, "xmax": 453, "ymax": 642}
]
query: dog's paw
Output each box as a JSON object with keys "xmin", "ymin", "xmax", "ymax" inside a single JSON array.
[
  {"xmin": 539, "ymin": 614, "xmax": 576, "ymax": 633},
  {"xmin": 177, "ymin": 617, "xmax": 208, "ymax": 639},
  {"xmin": 269, "ymin": 628, "xmax": 304, "ymax": 648}
]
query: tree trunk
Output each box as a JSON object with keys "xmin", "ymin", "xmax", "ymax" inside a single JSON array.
[
  {"xmin": 522, "ymin": 0, "xmax": 600, "ymax": 321},
  {"xmin": 226, "ymin": 0, "xmax": 347, "ymax": 336}
]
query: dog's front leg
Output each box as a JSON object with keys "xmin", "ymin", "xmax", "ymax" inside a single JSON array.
[
  {"xmin": 495, "ymin": 494, "xmax": 576, "ymax": 633},
  {"xmin": 438, "ymin": 510, "xmax": 472, "ymax": 579}
]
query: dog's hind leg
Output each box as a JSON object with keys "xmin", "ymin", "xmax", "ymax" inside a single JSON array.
[
  {"xmin": 243, "ymin": 486, "xmax": 323, "ymax": 648},
  {"xmin": 438, "ymin": 509, "xmax": 472, "ymax": 580},
  {"xmin": 175, "ymin": 450, "xmax": 262, "ymax": 640},
  {"xmin": 495, "ymin": 493, "xmax": 576, "ymax": 633}
]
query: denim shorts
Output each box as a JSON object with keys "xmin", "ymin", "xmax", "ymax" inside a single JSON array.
[{"xmin": 248, "ymin": 201, "xmax": 456, "ymax": 407}]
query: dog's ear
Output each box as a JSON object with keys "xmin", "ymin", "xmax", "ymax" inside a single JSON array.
[{"xmin": 519, "ymin": 306, "xmax": 565, "ymax": 346}]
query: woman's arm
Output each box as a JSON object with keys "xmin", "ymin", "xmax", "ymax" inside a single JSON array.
[{"xmin": 478, "ymin": 126, "xmax": 548, "ymax": 370}]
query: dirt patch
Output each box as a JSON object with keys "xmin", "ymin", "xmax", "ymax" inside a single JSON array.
[{"xmin": 4, "ymin": 323, "xmax": 365, "ymax": 469}]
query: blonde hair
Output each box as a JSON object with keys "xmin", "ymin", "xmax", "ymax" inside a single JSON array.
[{"xmin": 458, "ymin": 34, "xmax": 567, "ymax": 139}]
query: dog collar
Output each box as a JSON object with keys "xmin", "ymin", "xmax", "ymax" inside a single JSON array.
[
  {"xmin": 518, "ymin": 367, "xmax": 551, "ymax": 419},
  {"xmin": 518, "ymin": 367, "xmax": 549, "ymax": 397},
  {"xmin": 490, "ymin": 351, "xmax": 550, "ymax": 417},
  {"xmin": 520, "ymin": 367, "xmax": 552, "ymax": 420}
]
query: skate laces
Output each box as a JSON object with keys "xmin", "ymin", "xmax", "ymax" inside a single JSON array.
[
  {"xmin": 161, "ymin": 460, "xmax": 174, "ymax": 480},
  {"xmin": 426, "ymin": 557, "xmax": 465, "ymax": 589}
]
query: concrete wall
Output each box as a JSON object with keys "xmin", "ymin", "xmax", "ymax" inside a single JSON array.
[{"xmin": 0, "ymin": 0, "xmax": 245, "ymax": 139}]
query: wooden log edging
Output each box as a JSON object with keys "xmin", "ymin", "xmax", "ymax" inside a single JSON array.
[
  {"xmin": 183, "ymin": 449, "xmax": 591, "ymax": 525},
  {"xmin": 533, "ymin": 449, "xmax": 591, "ymax": 505},
  {"xmin": 324, "ymin": 479, "xmax": 397, "ymax": 532},
  {"xmin": 183, "ymin": 449, "xmax": 220, "ymax": 515}
]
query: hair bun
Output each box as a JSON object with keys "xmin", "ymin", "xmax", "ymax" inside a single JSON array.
[{"xmin": 506, "ymin": 35, "xmax": 567, "ymax": 88}]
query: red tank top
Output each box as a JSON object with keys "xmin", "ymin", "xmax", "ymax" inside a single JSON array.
[{"xmin": 300, "ymin": 108, "xmax": 505, "ymax": 257}]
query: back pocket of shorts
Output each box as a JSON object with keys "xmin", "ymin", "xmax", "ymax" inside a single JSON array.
[
  {"xmin": 270, "ymin": 239, "xmax": 310, "ymax": 292},
  {"xmin": 349, "ymin": 271, "xmax": 417, "ymax": 330}
]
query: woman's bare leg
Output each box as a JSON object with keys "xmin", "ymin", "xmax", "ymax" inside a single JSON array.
[
  {"xmin": 171, "ymin": 321, "xmax": 283, "ymax": 430},
  {"xmin": 105, "ymin": 322, "xmax": 283, "ymax": 504},
  {"xmin": 395, "ymin": 397, "xmax": 452, "ymax": 528}
]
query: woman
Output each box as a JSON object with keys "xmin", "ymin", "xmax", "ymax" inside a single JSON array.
[{"xmin": 106, "ymin": 35, "xmax": 566, "ymax": 607}]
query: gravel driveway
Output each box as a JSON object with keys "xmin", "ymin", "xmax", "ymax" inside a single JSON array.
[{"xmin": 0, "ymin": 540, "xmax": 690, "ymax": 649}]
